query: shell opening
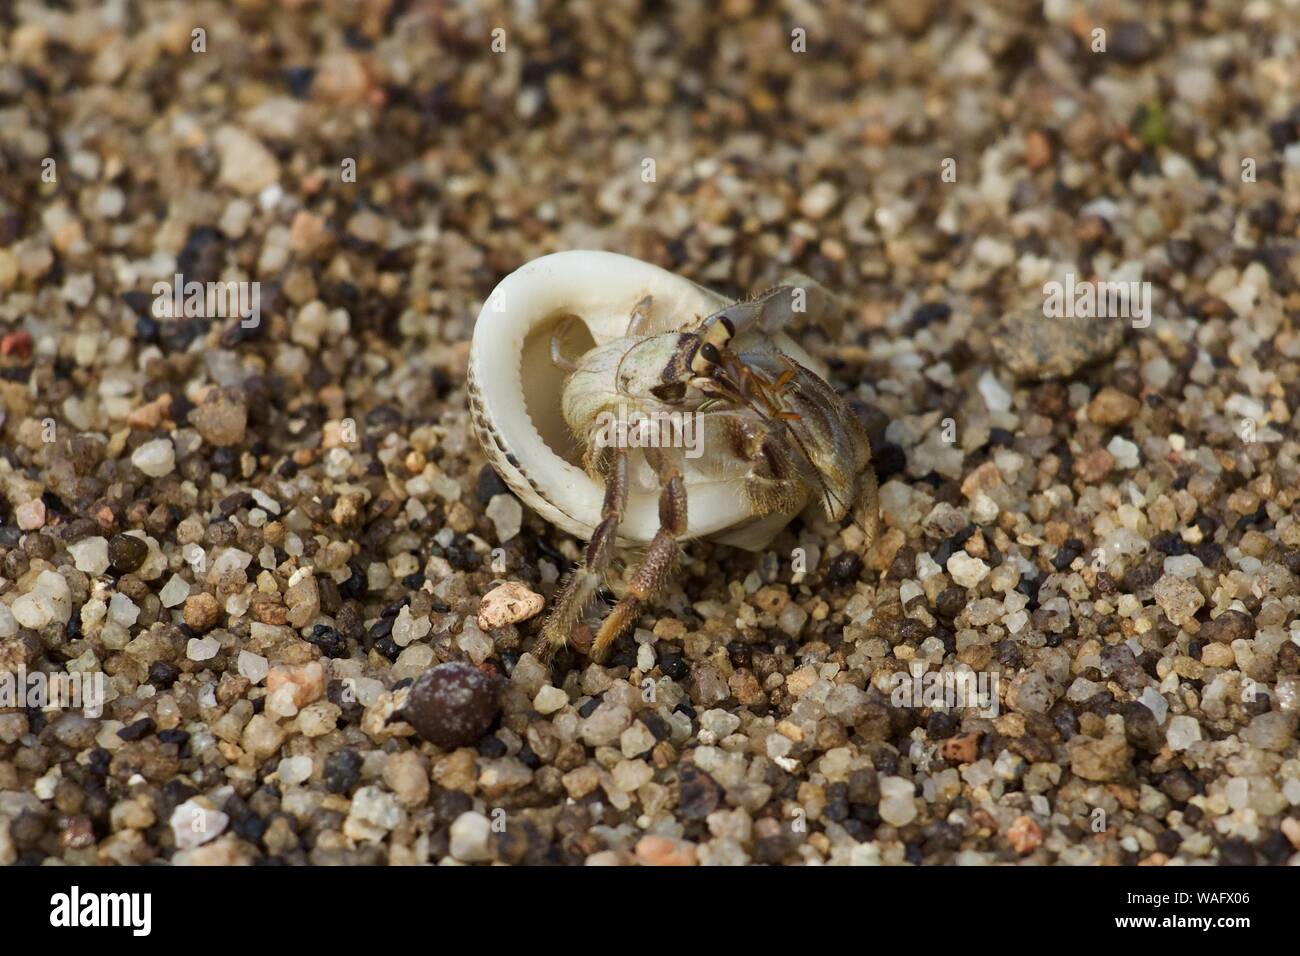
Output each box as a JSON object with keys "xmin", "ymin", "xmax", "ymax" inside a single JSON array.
[{"xmin": 520, "ymin": 311, "xmax": 596, "ymax": 470}]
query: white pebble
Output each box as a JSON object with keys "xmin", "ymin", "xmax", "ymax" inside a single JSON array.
[
  {"xmin": 1166, "ymin": 714, "xmax": 1202, "ymax": 751},
  {"xmin": 251, "ymin": 489, "xmax": 281, "ymax": 515},
  {"xmin": 533, "ymin": 685, "xmax": 568, "ymax": 714},
  {"xmin": 159, "ymin": 574, "xmax": 191, "ymax": 608},
  {"xmin": 449, "ymin": 811, "xmax": 492, "ymax": 862},
  {"xmin": 277, "ymin": 755, "xmax": 313, "ymax": 785},
  {"xmin": 131, "ymin": 438, "xmax": 176, "ymax": 477},
  {"xmin": 978, "ymin": 371, "xmax": 1013, "ymax": 413},
  {"xmin": 107, "ymin": 592, "xmax": 140, "ymax": 628},
  {"xmin": 15, "ymin": 499, "xmax": 46, "ymax": 530},
  {"xmin": 485, "ymin": 493, "xmax": 523, "ymax": 543},
  {"xmin": 237, "ymin": 650, "xmax": 268, "ymax": 684},
  {"xmin": 878, "ymin": 776, "xmax": 918, "ymax": 826},
  {"xmin": 187, "ymin": 636, "xmax": 220, "ymax": 662},
  {"xmin": 946, "ymin": 551, "xmax": 990, "ymax": 588},
  {"xmin": 12, "ymin": 570, "xmax": 72, "ymax": 628},
  {"xmin": 1106, "ymin": 435, "xmax": 1140, "ymax": 469},
  {"xmin": 170, "ymin": 799, "xmax": 228, "ymax": 849},
  {"xmin": 68, "ymin": 537, "xmax": 110, "ymax": 575},
  {"xmin": 1162, "ymin": 554, "xmax": 1203, "ymax": 579},
  {"xmin": 477, "ymin": 581, "xmax": 543, "ymax": 630}
]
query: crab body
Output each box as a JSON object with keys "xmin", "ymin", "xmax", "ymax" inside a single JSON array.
[{"xmin": 468, "ymin": 251, "xmax": 878, "ymax": 663}]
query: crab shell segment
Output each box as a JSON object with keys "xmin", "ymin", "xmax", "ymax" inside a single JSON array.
[{"xmin": 468, "ymin": 250, "xmax": 824, "ymax": 551}]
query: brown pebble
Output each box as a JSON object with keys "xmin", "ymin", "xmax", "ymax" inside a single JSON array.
[
  {"xmin": 405, "ymin": 662, "xmax": 501, "ymax": 749},
  {"xmin": 1074, "ymin": 447, "xmax": 1115, "ymax": 483},
  {"xmin": 1087, "ymin": 386, "xmax": 1141, "ymax": 426},
  {"xmin": 190, "ymin": 387, "xmax": 248, "ymax": 447},
  {"xmin": 941, "ymin": 733, "xmax": 981, "ymax": 764},
  {"xmin": 183, "ymin": 592, "xmax": 221, "ymax": 632},
  {"xmin": 1024, "ymin": 130, "xmax": 1053, "ymax": 170},
  {"xmin": 476, "ymin": 582, "xmax": 544, "ymax": 630},
  {"xmin": 1202, "ymin": 609, "xmax": 1253, "ymax": 644},
  {"xmin": 1007, "ymin": 815, "xmax": 1043, "ymax": 854},
  {"xmin": 634, "ymin": 835, "xmax": 698, "ymax": 866}
]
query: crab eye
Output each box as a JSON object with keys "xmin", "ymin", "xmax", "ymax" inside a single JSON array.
[
  {"xmin": 690, "ymin": 342, "xmax": 720, "ymax": 375},
  {"xmin": 650, "ymin": 382, "xmax": 686, "ymax": 403}
]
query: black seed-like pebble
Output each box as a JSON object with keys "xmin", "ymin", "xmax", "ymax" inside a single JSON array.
[
  {"xmin": 307, "ymin": 624, "xmax": 347, "ymax": 658},
  {"xmin": 659, "ymin": 652, "xmax": 687, "ymax": 680},
  {"xmin": 404, "ymin": 662, "xmax": 501, "ymax": 749},
  {"xmin": 148, "ymin": 661, "xmax": 180, "ymax": 688},
  {"xmin": 677, "ymin": 765, "xmax": 722, "ymax": 820},
  {"xmin": 476, "ymin": 465, "xmax": 511, "ymax": 505},
  {"xmin": 926, "ymin": 711, "xmax": 958, "ymax": 740},
  {"xmin": 117, "ymin": 717, "xmax": 156, "ymax": 741},
  {"xmin": 871, "ymin": 442, "xmax": 907, "ymax": 481},
  {"xmin": 107, "ymin": 533, "xmax": 148, "ymax": 574},
  {"xmin": 934, "ymin": 586, "xmax": 967, "ymax": 619},
  {"xmin": 323, "ymin": 749, "xmax": 363, "ymax": 794},
  {"xmin": 826, "ymin": 551, "xmax": 863, "ymax": 586}
]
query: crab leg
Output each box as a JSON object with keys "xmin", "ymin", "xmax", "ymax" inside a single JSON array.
[
  {"xmin": 589, "ymin": 451, "xmax": 687, "ymax": 662},
  {"xmin": 536, "ymin": 447, "xmax": 628, "ymax": 662},
  {"xmin": 854, "ymin": 461, "xmax": 880, "ymax": 553}
]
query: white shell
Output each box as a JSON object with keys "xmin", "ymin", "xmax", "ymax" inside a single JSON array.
[{"xmin": 468, "ymin": 251, "xmax": 821, "ymax": 550}]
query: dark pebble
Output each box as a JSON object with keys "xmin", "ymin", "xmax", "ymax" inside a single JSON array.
[
  {"xmin": 306, "ymin": 624, "xmax": 347, "ymax": 658},
  {"xmin": 432, "ymin": 789, "xmax": 474, "ymax": 826},
  {"xmin": 677, "ymin": 765, "xmax": 722, "ymax": 820},
  {"xmin": 906, "ymin": 301, "xmax": 951, "ymax": 332},
  {"xmin": 404, "ymin": 662, "xmax": 501, "ymax": 749},
  {"xmin": 323, "ymin": 749, "xmax": 363, "ymax": 794},
  {"xmin": 871, "ymin": 442, "xmax": 907, "ymax": 481},
  {"xmin": 1051, "ymin": 538, "xmax": 1084, "ymax": 571},
  {"xmin": 1111, "ymin": 21, "xmax": 1157, "ymax": 63},
  {"xmin": 476, "ymin": 465, "xmax": 511, "ymax": 506},
  {"xmin": 934, "ymin": 586, "xmax": 967, "ymax": 619},
  {"xmin": 148, "ymin": 661, "xmax": 180, "ymax": 688},
  {"xmin": 1216, "ymin": 838, "xmax": 1256, "ymax": 866},
  {"xmin": 658, "ymin": 651, "xmax": 688, "ymax": 680},
  {"xmin": 1150, "ymin": 531, "xmax": 1188, "ymax": 556},
  {"xmin": 116, "ymin": 717, "xmax": 156, "ymax": 741},
  {"xmin": 640, "ymin": 711, "xmax": 671, "ymax": 741},
  {"xmin": 1166, "ymin": 238, "xmax": 1198, "ymax": 271},
  {"xmin": 825, "ymin": 551, "xmax": 863, "ymax": 586},
  {"xmin": 1202, "ymin": 609, "xmax": 1253, "ymax": 644},
  {"xmin": 847, "ymin": 767, "xmax": 879, "ymax": 805},
  {"xmin": 926, "ymin": 711, "xmax": 958, "ymax": 739},
  {"xmin": 107, "ymin": 533, "xmax": 149, "ymax": 574}
]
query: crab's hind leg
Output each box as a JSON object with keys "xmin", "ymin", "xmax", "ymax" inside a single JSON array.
[
  {"xmin": 853, "ymin": 460, "xmax": 880, "ymax": 554},
  {"xmin": 589, "ymin": 449, "xmax": 686, "ymax": 662},
  {"xmin": 536, "ymin": 446, "xmax": 628, "ymax": 664}
]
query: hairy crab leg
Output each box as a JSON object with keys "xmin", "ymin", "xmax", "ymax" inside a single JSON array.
[
  {"xmin": 536, "ymin": 447, "xmax": 628, "ymax": 662},
  {"xmin": 589, "ymin": 450, "xmax": 687, "ymax": 662}
]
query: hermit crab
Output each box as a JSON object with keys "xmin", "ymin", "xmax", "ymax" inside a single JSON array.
[{"xmin": 468, "ymin": 251, "xmax": 878, "ymax": 663}]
